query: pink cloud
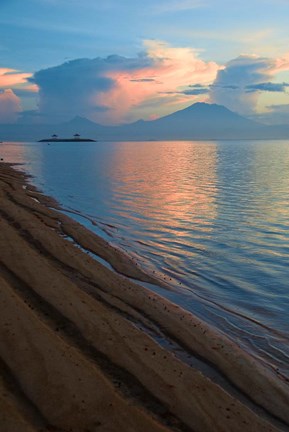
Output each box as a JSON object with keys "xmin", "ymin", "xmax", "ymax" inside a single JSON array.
[
  {"xmin": 272, "ymin": 53, "xmax": 289, "ymax": 74},
  {"xmin": 0, "ymin": 89, "xmax": 21, "ymax": 123},
  {"xmin": 22, "ymin": 83, "xmax": 39, "ymax": 93},
  {"xmin": 95, "ymin": 40, "xmax": 220, "ymax": 123},
  {"xmin": 0, "ymin": 68, "xmax": 32, "ymax": 88}
]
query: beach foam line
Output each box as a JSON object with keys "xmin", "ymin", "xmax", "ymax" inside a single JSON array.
[{"xmin": 0, "ymin": 162, "xmax": 289, "ymax": 432}]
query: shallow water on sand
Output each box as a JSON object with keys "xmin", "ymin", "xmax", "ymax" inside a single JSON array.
[{"xmin": 2, "ymin": 139, "xmax": 289, "ymax": 375}]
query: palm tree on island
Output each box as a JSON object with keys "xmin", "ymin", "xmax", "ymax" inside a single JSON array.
[
  {"xmin": 73, "ymin": 133, "xmax": 80, "ymax": 140},
  {"xmin": 51, "ymin": 134, "xmax": 58, "ymax": 140}
]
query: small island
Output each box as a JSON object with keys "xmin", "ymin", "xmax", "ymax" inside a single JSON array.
[{"xmin": 38, "ymin": 133, "xmax": 96, "ymax": 142}]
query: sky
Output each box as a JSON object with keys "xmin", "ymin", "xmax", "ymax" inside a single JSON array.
[{"xmin": 1, "ymin": 0, "xmax": 289, "ymax": 125}]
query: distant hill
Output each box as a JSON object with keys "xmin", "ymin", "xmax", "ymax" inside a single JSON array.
[
  {"xmin": 118, "ymin": 103, "xmax": 270, "ymax": 140},
  {"xmin": 0, "ymin": 103, "xmax": 288, "ymax": 141}
]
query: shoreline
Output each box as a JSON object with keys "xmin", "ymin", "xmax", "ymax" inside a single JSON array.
[{"xmin": 1, "ymin": 162, "xmax": 289, "ymax": 431}]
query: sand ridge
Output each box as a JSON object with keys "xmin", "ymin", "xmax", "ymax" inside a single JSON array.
[{"xmin": 0, "ymin": 162, "xmax": 288, "ymax": 432}]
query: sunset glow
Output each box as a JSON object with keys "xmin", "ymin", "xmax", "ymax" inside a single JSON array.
[
  {"xmin": 0, "ymin": 68, "xmax": 32, "ymax": 88},
  {"xmin": 95, "ymin": 41, "xmax": 220, "ymax": 123},
  {"xmin": 0, "ymin": 0, "xmax": 289, "ymax": 124}
]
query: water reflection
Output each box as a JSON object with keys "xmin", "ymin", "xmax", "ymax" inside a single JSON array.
[
  {"xmin": 2, "ymin": 139, "xmax": 289, "ymax": 374},
  {"xmin": 0, "ymin": 141, "xmax": 28, "ymax": 164},
  {"xmin": 108, "ymin": 141, "xmax": 218, "ymax": 233}
]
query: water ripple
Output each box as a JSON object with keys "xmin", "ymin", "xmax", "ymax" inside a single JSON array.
[{"xmin": 2, "ymin": 139, "xmax": 289, "ymax": 372}]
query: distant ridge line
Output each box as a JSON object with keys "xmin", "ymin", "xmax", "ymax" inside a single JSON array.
[
  {"xmin": 38, "ymin": 138, "xmax": 96, "ymax": 142},
  {"xmin": 1, "ymin": 103, "xmax": 288, "ymax": 141}
]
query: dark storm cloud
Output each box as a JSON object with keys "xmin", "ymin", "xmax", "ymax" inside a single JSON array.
[
  {"xmin": 181, "ymin": 88, "xmax": 209, "ymax": 95},
  {"xmin": 245, "ymin": 82, "xmax": 289, "ymax": 92},
  {"xmin": 130, "ymin": 78, "xmax": 156, "ymax": 82},
  {"xmin": 29, "ymin": 55, "xmax": 154, "ymax": 122}
]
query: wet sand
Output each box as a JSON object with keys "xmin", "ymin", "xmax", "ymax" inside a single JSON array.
[{"xmin": 0, "ymin": 162, "xmax": 289, "ymax": 432}]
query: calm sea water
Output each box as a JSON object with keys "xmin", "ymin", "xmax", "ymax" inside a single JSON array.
[{"xmin": 2, "ymin": 140, "xmax": 289, "ymax": 374}]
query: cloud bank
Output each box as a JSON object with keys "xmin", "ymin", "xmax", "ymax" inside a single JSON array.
[
  {"xmin": 209, "ymin": 54, "xmax": 289, "ymax": 115},
  {"xmin": 30, "ymin": 58, "xmax": 116, "ymax": 123},
  {"xmin": 2, "ymin": 42, "xmax": 289, "ymax": 125},
  {"xmin": 29, "ymin": 40, "xmax": 220, "ymax": 124},
  {"xmin": 0, "ymin": 89, "xmax": 21, "ymax": 123}
]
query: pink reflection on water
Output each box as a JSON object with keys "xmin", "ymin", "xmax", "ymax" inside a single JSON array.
[
  {"xmin": 0, "ymin": 142, "xmax": 28, "ymax": 164},
  {"xmin": 108, "ymin": 141, "xmax": 218, "ymax": 238}
]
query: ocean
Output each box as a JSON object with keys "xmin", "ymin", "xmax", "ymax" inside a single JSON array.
[{"xmin": 2, "ymin": 139, "xmax": 289, "ymax": 376}]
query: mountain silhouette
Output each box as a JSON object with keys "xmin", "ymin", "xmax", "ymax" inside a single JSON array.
[
  {"xmin": 0, "ymin": 103, "xmax": 288, "ymax": 141},
  {"xmin": 121, "ymin": 102, "xmax": 264, "ymax": 140}
]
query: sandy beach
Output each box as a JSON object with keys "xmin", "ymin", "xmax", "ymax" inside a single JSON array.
[{"xmin": 1, "ymin": 162, "xmax": 289, "ymax": 432}]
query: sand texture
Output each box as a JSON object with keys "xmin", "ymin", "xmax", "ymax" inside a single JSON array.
[{"xmin": 0, "ymin": 163, "xmax": 289, "ymax": 432}]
